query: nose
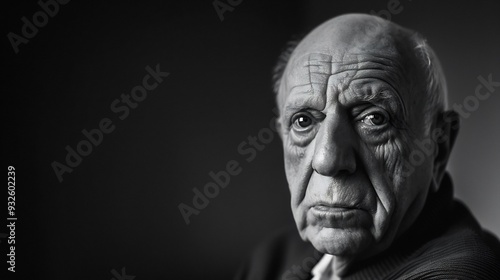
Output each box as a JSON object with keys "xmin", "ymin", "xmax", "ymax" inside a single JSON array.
[{"xmin": 312, "ymin": 114, "xmax": 357, "ymax": 176}]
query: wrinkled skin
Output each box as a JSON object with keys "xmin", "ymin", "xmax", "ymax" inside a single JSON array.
[{"xmin": 276, "ymin": 14, "xmax": 458, "ymax": 276}]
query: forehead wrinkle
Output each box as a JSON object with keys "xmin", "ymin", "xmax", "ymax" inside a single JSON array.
[
  {"xmin": 361, "ymin": 76, "xmax": 406, "ymax": 118},
  {"xmin": 290, "ymin": 52, "xmax": 406, "ymax": 80},
  {"xmin": 347, "ymin": 62, "xmax": 408, "ymax": 119},
  {"xmin": 340, "ymin": 85, "xmax": 395, "ymax": 108},
  {"xmin": 347, "ymin": 54, "xmax": 410, "ymax": 118},
  {"xmin": 339, "ymin": 78, "xmax": 407, "ymax": 120},
  {"xmin": 288, "ymin": 83, "xmax": 313, "ymax": 95},
  {"xmin": 283, "ymin": 90, "xmax": 326, "ymax": 114},
  {"xmin": 283, "ymin": 49, "xmax": 410, "ymax": 117},
  {"xmin": 286, "ymin": 74, "xmax": 406, "ymax": 116}
]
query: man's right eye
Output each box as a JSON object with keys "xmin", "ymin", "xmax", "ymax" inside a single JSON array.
[{"xmin": 292, "ymin": 114, "xmax": 315, "ymax": 131}]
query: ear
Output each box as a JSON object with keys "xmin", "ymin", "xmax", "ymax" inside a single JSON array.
[{"xmin": 431, "ymin": 110, "xmax": 460, "ymax": 192}]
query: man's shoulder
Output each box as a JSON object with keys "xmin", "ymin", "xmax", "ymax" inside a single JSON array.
[
  {"xmin": 394, "ymin": 229, "xmax": 500, "ymax": 279},
  {"xmin": 234, "ymin": 226, "xmax": 321, "ymax": 280},
  {"xmin": 391, "ymin": 201, "xmax": 500, "ymax": 279}
]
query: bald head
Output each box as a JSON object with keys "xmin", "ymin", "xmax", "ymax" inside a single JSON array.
[
  {"xmin": 274, "ymin": 14, "xmax": 447, "ymax": 133},
  {"xmin": 290, "ymin": 14, "xmax": 402, "ymax": 58}
]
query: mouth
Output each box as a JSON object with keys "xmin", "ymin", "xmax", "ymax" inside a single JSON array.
[
  {"xmin": 311, "ymin": 204, "xmax": 360, "ymax": 216},
  {"xmin": 312, "ymin": 201, "xmax": 363, "ymax": 211},
  {"xmin": 308, "ymin": 202, "xmax": 370, "ymax": 228}
]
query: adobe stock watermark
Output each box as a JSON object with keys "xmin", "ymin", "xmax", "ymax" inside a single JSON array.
[
  {"xmin": 178, "ymin": 107, "xmax": 280, "ymax": 225},
  {"xmin": 51, "ymin": 64, "xmax": 169, "ymax": 183},
  {"xmin": 369, "ymin": 0, "xmax": 410, "ymax": 22},
  {"xmin": 401, "ymin": 74, "xmax": 499, "ymax": 178},
  {"xmin": 212, "ymin": 0, "xmax": 243, "ymax": 21},
  {"xmin": 7, "ymin": 0, "xmax": 70, "ymax": 54},
  {"xmin": 111, "ymin": 267, "xmax": 135, "ymax": 280}
]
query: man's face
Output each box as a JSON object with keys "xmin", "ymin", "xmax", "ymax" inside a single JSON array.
[{"xmin": 277, "ymin": 16, "xmax": 435, "ymax": 259}]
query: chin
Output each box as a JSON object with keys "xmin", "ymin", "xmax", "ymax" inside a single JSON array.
[{"xmin": 303, "ymin": 226, "xmax": 375, "ymax": 257}]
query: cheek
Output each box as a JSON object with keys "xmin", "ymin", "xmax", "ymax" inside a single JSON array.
[
  {"xmin": 283, "ymin": 138, "xmax": 308, "ymax": 176},
  {"xmin": 283, "ymin": 138, "xmax": 315, "ymax": 234},
  {"xmin": 372, "ymin": 134, "xmax": 410, "ymax": 188},
  {"xmin": 369, "ymin": 130, "xmax": 433, "ymax": 217},
  {"xmin": 283, "ymin": 137, "xmax": 315, "ymax": 205}
]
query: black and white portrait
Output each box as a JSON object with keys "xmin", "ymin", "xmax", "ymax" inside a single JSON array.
[{"xmin": 5, "ymin": 1, "xmax": 500, "ymax": 279}]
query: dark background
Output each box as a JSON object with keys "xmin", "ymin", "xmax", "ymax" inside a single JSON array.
[{"xmin": 3, "ymin": 0, "xmax": 500, "ymax": 279}]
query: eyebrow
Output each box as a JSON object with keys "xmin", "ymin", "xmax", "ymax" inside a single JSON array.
[
  {"xmin": 282, "ymin": 90, "xmax": 324, "ymax": 123},
  {"xmin": 282, "ymin": 53, "xmax": 409, "ymax": 121},
  {"xmin": 282, "ymin": 79, "xmax": 407, "ymax": 124},
  {"xmin": 340, "ymin": 79, "xmax": 406, "ymax": 117}
]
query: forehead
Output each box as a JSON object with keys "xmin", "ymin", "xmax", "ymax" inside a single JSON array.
[
  {"xmin": 276, "ymin": 16, "xmax": 420, "ymax": 119},
  {"xmin": 279, "ymin": 51, "xmax": 408, "ymax": 112},
  {"xmin": 286, "ymin": 51, "xmax": 404, "ymax": 94}
]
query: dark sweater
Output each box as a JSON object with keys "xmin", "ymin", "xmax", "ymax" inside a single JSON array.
[{"xmin": 235, "ymin": 174, "xmax": 500, "ymax": 279}]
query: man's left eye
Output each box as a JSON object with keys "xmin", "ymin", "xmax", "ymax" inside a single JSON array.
[{"xmin": 360, "ymin": 113, "xmax": 387, "ymax": 126}]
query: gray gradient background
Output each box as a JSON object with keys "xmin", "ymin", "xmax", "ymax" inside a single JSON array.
[{"xmin": 4, "ymin": 0, "xmax": 499, "ymax": 279}]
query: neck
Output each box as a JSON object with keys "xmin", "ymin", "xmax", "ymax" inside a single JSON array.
[{"xmin": 332, "ymin": 255, "xmax": 355, "ymax": 278}]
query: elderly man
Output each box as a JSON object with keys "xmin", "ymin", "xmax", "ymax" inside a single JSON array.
[{"xmin": 235, "ymin": 14, "xmax": 500, "ymax": 279}]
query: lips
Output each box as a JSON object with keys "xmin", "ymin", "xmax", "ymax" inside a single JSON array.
[
  {"xmin": 311, "ymin": 204, "xmax": 360, "ymax": 218},
  {"xmin": 313, "ymin": 204, "xmax": 355, "ymax": 212},
  {"xmin": 308, "ymin": 202, "xmax": 371, "ymax": 228},
  {"xmin": 312, "ymin": 201, "xmax": 363, "ymax": 211}
]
